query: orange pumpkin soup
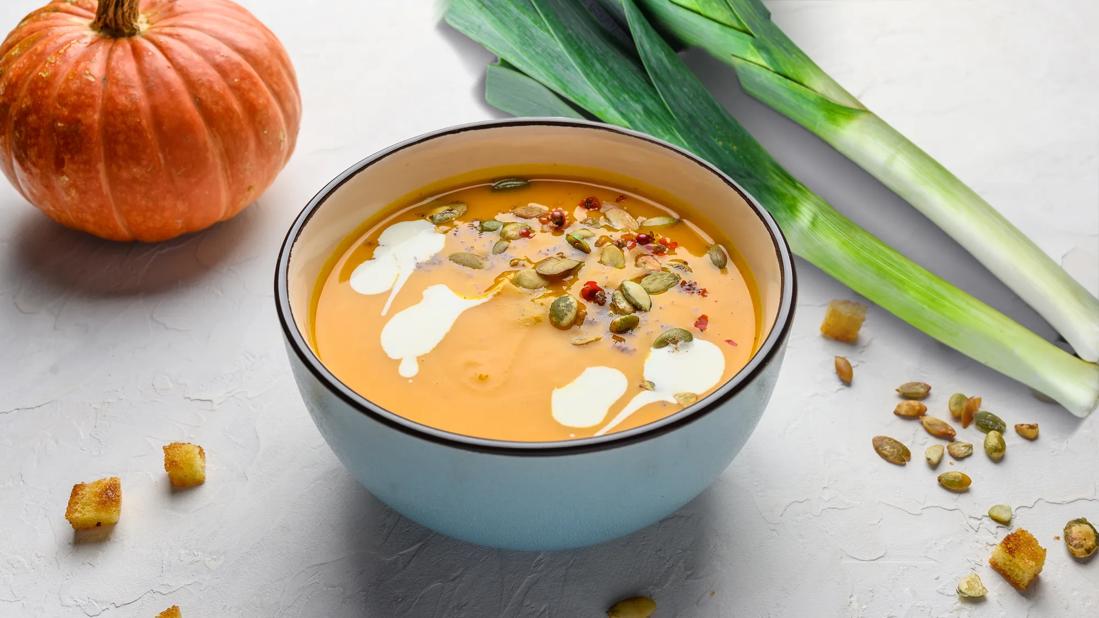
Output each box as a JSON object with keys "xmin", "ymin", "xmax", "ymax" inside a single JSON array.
[{"xmin": 310, "ymin": 176, "xmax": 759, "ymax": 442}]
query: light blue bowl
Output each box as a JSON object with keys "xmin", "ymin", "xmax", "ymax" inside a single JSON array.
[{"xmin": 275, "ymin": 119, "xmax": 795, "ymax": 550}]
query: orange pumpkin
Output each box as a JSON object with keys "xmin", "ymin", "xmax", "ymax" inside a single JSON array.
[{"xmin": 0, "ymin": 0, "xmax": 301, "ymax": 241}]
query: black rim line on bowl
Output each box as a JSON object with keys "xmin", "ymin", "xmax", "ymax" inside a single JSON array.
[{"xmin": 275, "ymin": 118, "xmax": 796, "ymax": 457}]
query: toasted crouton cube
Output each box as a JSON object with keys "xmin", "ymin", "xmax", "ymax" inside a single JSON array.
[
  {"xmin": 990, "ymin": 529, "xmax": 1046, "ymax": 591},
  {"xmin": 65, "ymin": 477, "xmax": 121, "ymax": 530},
  {"xmin": 821, "ymin": 300, "xmax": 867, "ymax": 343},
  {"xmin": 163, "ymin": 442, "xmax": 206, "ymax": 488},
  {"xmin": 157, "ymin": 606, "xmax": 182, "ymax": 618}
]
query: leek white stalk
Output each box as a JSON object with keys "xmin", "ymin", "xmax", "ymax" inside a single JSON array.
[{"xmin": 632, "ymin": 0, "xmax": 1099, "ymax": 361}]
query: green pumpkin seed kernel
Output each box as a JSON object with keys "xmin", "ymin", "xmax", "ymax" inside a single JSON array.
[
  {"xmin": 549, "ymin": 295, "xmax": 580, "ymax": 329},
  {"xmin": 449, "ymin": 252, "xmax": 486, "ymax": 270},
  {"xmin": 640, "ymin": 271, "xmax": 680, "ymax": 294},
  {"xmin": 491, "ymin": 177, "xmax": 529, "ymax": 191},
  {"xmin": 619, "ymin": 281, "xmax": 651, "ymax": 311},
  {"xmin": 426, "ymin": 202, "xmax": 467, "ymax": 225},
  {"xmin": 707, "ymin": 244, "xmax": 728, "ymax": 269},
  {"xmin": 609, "ymin": 314, "xmax": 640, "ymax": 334},
  {"xmin": 975, "ymin": 410, "xmax": 1007, "ymax": 434},
  {"xmin": 599, "ymin": 244, "xmax": 626, "ymax": 269},
  {"xmin": 652, "ymin": 327, "xmax": 693, "ymax": 349}
]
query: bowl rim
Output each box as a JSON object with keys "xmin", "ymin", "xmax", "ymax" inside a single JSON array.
[{"xmin": 275, "ymin": 118, "xmax": 796, "ymax": 456}]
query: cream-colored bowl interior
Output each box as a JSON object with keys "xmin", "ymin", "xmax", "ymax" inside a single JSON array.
[{"xmin": 287, "ymin": 122, "xmax": 785, "ymax": 368}]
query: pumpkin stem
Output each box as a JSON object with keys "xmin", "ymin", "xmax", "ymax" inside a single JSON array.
[{"xmin": 92, "ymin": 0, "xmax": 144, "ymax": 37}]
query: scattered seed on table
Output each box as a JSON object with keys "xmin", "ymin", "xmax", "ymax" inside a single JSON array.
[
  {"xmin": 921, "ymin": 416, "xmax": 956, "ymax": 441},
  {"xmin": 872, "ymin": 436, "xmax": 911, "ymax": 466},
  {"xmin": 947, "ymin": 441, "xmax": 973, "ymax": 460},
  {"xmin": 894, "ymin": 400, "xmax": 927, "ymax": 418},
  {"xmin": 989, "ymin": 504, "xmax": 1013, "ymax": 525},
  {"xmin": 984, "ymin": 430, "xmax": 1006, "ymax": 462},
  {"xmin": 938, "ymin": 471, "xmax": 972, "ymax": 492},
  {"xmin": 948, "ymin": 392, "xmax": 967, "ymax": 420},
  {"xmin": 956, "ymin": 572, "xmax": 987, "ymax": 599},
  {"xmin": 834, "ymin": 356, "xmax": 853, "ymax": 386},
  {"xmin": 897, "ymin": 381, "xmax": 931, "ymax": 400},
  {"xmin": 925, "ymin": 444, "xmax": 944, "ymax": 468},
  {"xmin": 1014, "ymin": 423, "xmax": 1039, "ymax": 440}
]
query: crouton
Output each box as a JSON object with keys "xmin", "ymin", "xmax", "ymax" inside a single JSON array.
[
  {"xmin": 64, "ymin": 477, "xmax": 121, "ymax": 530},
  {"xmin": 163, "ymin": 442, "xmax": 206, "ymax": 488},
  {"xmin": 989, "ymin": 528, "xmax": 1046, "ymax": 591},
  {"xmin": 157, "ymin": 606, "xmax": 182, "ymax": 618},
  {"xmin": 820, "ymin": 300, "xmax": 866, "ymax": 343}
]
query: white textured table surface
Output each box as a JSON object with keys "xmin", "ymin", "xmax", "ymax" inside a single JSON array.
[{"xmin": 2, "ymin": 1, "xmax": 1097, "ymax": 616}]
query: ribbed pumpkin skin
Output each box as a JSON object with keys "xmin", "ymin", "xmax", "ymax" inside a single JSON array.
[{"xmin": 0, "ymin": 0, "xmax": 301, "ymax": 241}]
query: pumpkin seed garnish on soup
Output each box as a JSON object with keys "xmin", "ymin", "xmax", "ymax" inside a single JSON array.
[
  {"xmin": 310, "ymin": 177, "xmax": 755, "ymax": 441},
  {"xmin": 449, "ymin": 252, "xmax": 486, "ymax": 269},
  {"xmin": 491, "ymin": 177, "xmax": 530, "ymax": 191},
  {"xmin": 652, "ymin": 328, "xmax": 693, "ymax": 349},
  {"xmin": 500, "ymin": 221, "xmax": 533, "ymax": 240},
  {"xmin": 599, "ymin": 244, "xmax": 626, "ymax": 269},
  {"xmin": 639, "ymin": 271, "xmax": 680, "ymax": 294},
  {"xmin": 707, "ymin": 244, "xmax": 728, "ymax": 269},
  {"xmin": 609, "ymin": 314, "xmax": 640, "ymax": 334},
  {"xmin": 512, "ymin": 203, "xmax": 548, "ymax": 218},
  {"xmin": 549, "ymin": 295, "xmax": 581, "ymax": 329},
  {"xmin": 619, "ymin": 281, "xmax": 652, "ymax": 311},
  {"xmin": 427, "ymin": 202, "xmax": 468, "ymax": 225}
]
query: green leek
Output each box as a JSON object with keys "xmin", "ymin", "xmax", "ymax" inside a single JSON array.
[
  {"xmin": 626, "ymin": 0, "xmax": 1099, "ymax": 362},
  {"xmin": 444, "ymin": 0, "xmax": 1099, "ymax": 416}
]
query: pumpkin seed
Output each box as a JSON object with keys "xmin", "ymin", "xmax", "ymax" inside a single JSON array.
[
  {"xmin": 607, "ymin": 596, "xmax": 656, "ymax": 618},
  {"xmin": 479, "ymin": 219, "xmax": 503, "ymax": 233},
  {"xmin": 582, "ymin": 216, "xmax": 604, "ymax": 227},
  {"xmin": 491, "ymin": 177, "xmax": 529, "ymax": 191},
  {"xmin": 920, "ymin": 416, "xmax": 956, "ymax": 441},
  {"xmin": 609, "ymin": 314, "xmax": 640, "ymax": 334},
  {"xmin": 938, "ymin": 471, "xmax": 972, "ymax": 492},
  {"xmin": 572, "ymin": 228, "xmax": 596, "ymax": 239},
  {"xmin": 426, "ymin": 202, "xmax": 467, "ymax": 225},
  {"xmin": 988, "ymin": 504, "xmax": 1013, "ymax": 525},
  {"xmin": 925, "ymin": 444, "xmax": 944, "ymax": 468},
  {"xmin": 947, "ymin": 441, "xmax": 973, "ymax": 460},
  {"xmin": 512, "ymin": 203, "xmax": 548, "ymax": 219},
  {"xmin": 1063, "ymin": 517, "xmax": 1098, "ymax": 559},
  {"xmin": 894, "ymin": 401, "xmax": 927, "ymax": 418},
  {"xmin": 1014, "ymin": 423, "xmax": 1039, "ymax": 440},
  {"xmin": 834, "ymin": 356, "xmax": 853, "ymax": 386},
  {"xmin": 897, "ymin": 381, "xmax": 931, "ymax": 400},
  {"xmin": 570, "ymin": 334, "xmax": 602, "ymax": 346},
  {"xmin": 511, "ymin": 269, "xmax": 548, "ymax": 290},
  {"xmin": 640, "ymin": 380, "xmax": 655, "ymax": 391},
  {"xmin": 501, "ymin": 222, "xmax": 532, "ymax": 240},
  {"xmin": 549, "ymin": 295, "xmax": 580, "ymax": 329},
  {"xmin": 492, "ymin": 240, "xmax": 510, "ymax": 255},
  {"xmin": 975, "ymin": 410, "xmax": 1006, "ymax": 434},
  {"xmin": 604, "ymin": 207, "xmax": 639, "ymax": 231},
  {"xmin": 594, "ymin": 235, "xmax": 613, "ymax": 248},
  {"xmin": 619, "ymin": 281, "xmax": 651, "ymax": 311},
  {"xmin": 635, "ymin": 254, "xmax": 662, "ymax": 272},
  {"xmin": 984, "ymin": 430, "xmax": 1006, "ymax": 462},
  {"xmin": 641, "ymin": 215, "xmax": 678, "ymax": 228},
  {"xmin": 872, "ymin": 436, "xmax": 911, "ymax": 466},
  {"xmin": 640, "ymin": 271, "xmax": 680, "ymax": 294},
  {"xmin": 956, "ymin": 573, "xmax": 987, "ymax": 599},
  {"xmin": 566, "ymin": 233, "xmax": 591, "ymax": 254},
  {"xmin": 674, "ymin": 392, "xmax": 699, "ymax": 406},
  {"xmin": 449, "ymin": 252, "xmax": 486, "ymax": 270},
  {"xmin": 535, "ymin": 256, "xmax": 582, "ymax": 278},
  {"xmin": 948, "ymin": 393, "xmax": 967, "ymax": 420},
  {"xmin": 666, "ymin": 258, "xmax": 692, "ymax": 273},
  {"xmin": 599, "ymin": 244, "xmax": 626, "ymax": 269},
  {"xmin": 707, "ymin": 244, "xmax": 728, "ymax": 269},
  {"xmin": 610, "ymin": 290, "xmax": 635, "ymax": 315},
  {"xmin": 962, "ymin": 395, "xmax": 981, "ymax": 428},
  {"xmin": 653, "ymin": 327, "xmax": 693, "ymax": 349}
]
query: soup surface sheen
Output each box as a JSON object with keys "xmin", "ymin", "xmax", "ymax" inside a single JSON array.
[{"xmin": 311, "ymin": 177, "xmax": 759, "ymax": 442}]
